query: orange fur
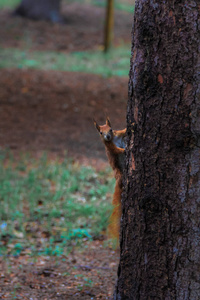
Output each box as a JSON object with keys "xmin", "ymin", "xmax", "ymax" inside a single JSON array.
[
  {"xmin": 94, "ymin": 118, "xmax": 126, "ymax": 240},
  {"xmin": 108, "ymin": 177, "xmax": 122, "ymax": 239}
]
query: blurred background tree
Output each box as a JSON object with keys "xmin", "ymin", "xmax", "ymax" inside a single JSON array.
[{"xmin": 14, "ymin": 0, "xmax": 63, "ymax": 23}]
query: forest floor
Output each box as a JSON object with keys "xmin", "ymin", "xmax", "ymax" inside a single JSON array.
[
  {"xmin": 0, "ymin": 2, "xmax": 132, "ymax": 299},
  {"xmin": 0, "ymin": 240, "xmax": 118, "ymax": 299}
]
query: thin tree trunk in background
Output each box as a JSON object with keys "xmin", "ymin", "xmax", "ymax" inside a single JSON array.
[
  {"xmin": 115, "ymin": 0, "xmax": 200, "ymax": 299},
  {"xmin": 104, "ymin": 0, "xmax": 114, "ymax": 52},
  {"xmin": 14, "ymin": 0, "xmax": 63, "ymax": 23}
]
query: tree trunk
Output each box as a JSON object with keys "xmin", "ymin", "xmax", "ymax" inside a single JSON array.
[
  {"xmin": 104, "ymin": 0, "xmax": 114, "ymax": 52},
  {"xmin": 14, "ymin": 0, "xmax": 63, "ymax": 23},
  {"xmin": 115, "ymin": 0, "xmax": 200, "ymax": 299}
]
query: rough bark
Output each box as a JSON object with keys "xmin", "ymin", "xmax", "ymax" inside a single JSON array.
[
  {"xmin": 14, "ymin": 0, "xmax": 63, "ymax": 23},
  {"xmin": 115, "ymin": 0, "xmax": 200, "ymax": 299}
]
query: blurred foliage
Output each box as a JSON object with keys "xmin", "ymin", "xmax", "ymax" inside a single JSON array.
[
  {"xmin": 0, "ymin": 0, "xmax": 20, "ymax": 9},
  {"xmin": 0, "ymin": 0, "xmax": 133, "ymax": 13},
  {"xmin": 0, "ymin": 0, "xmax": 132, "ymax": 77},
  {"xmin": 0, "ymin": 46, "xmax": 130, "ymax": 77},
  {"xmin": 0, "ymin": 151, "xmax": 115, "ymax": 256},
  {"xmin": 92, "ymin": 0, "xmax": 133, "ymax": 13}
]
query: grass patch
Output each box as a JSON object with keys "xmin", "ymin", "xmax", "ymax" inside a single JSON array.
[
  {"xmin": 0, "ymin": 46, "xmax": 131, "ymax": 77},
  {"xmin": 69, "ymin": 0, "xmax": 134, "ymax": 13},
  {"xmin": 93, "ymin": 0, "xmax": 134, "ymax": 13},
  {"xmin": 0, "ymin": 0, "xmax": 20, "ymax": 9},
  {"xmin": 0, "ymin": 151, "xmax": 115, "ymax": 256}
]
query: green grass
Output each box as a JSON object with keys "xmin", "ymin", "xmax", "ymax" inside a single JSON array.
[
  {"xmin": 93, "ymin": 0, "xmax": 134, "ymax": 13},
  {"xmin": 0, "ymin": 46, "xmax": 131, "ymax": 77},
  {"xmin": 72, "ymin": 0, "xmax": 134, "ymax": 13},
  {"xmin": 0, "ymin": 151, "xmax": 115, "ymax": 256},
  {"xmin": 0, "ymin": 0, "xmax": 20, "ymax": 9}
]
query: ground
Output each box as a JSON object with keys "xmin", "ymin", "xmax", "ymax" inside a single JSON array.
[
  {"xmin": 0, "ymin": 2, "xmax": 131, "ymax": 299},
  {"xmin": 0, "ymin": 241, "xmax": 118, "ymax": 299},
  {"xmin": 0, "ymin": 69, "xmax": 127, "ymax": 168}
]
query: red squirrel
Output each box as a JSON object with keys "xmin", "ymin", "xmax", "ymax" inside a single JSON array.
[{"xmin": 94, "ymin": 118, "xmax": 126, "ymax": 239}]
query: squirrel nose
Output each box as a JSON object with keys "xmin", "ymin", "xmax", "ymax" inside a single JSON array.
[{"xmin": 105, "ymin": 133, "xmax": 111, "ymax": 141}]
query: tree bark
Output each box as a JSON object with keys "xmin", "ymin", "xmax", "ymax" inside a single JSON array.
[
  {"xmin": 115, "ymin": 0, "xmax": 200, "ymax": 299},
  {"xmin": 14, "ymin": 0, "xmax": 63, "ymax": 23}
]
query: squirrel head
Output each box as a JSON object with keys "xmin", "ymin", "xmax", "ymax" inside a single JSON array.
[{"xmin": 94, "ymin": 117, "xmax": 113, "ymax": 143}]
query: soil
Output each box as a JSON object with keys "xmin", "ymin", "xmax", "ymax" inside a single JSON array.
[
  {"xmin": 0, "ymin": 69, "xmax": 128, "ymax": 168},
  {"xmin": 0, "ymin": 2, "xmax": 131, "ymax": 299},
  {"xmin": 0, "ymin": 241, "xmax": 119, "ymax": 299}
]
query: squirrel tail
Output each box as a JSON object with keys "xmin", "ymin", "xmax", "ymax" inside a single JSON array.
[{"xmin": 108, "ymin": 178, "xmax": 122, "ymax": 240}]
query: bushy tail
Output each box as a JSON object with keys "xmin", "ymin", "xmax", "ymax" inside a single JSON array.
[{"xmin": 108, "ymin": 179, "xmax": 122, "ymax": 240}]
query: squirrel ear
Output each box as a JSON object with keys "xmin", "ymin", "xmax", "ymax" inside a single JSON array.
[
  {"xmin": 94, "ymin": 119, "xmax": 100, "ymax": 132},
  {"xmin": 106, "ymin": 117, "xmax": 111, "ymax": 127}
]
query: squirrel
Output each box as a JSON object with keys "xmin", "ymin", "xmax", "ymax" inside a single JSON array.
[{"xmin": 94, "ymin": 117, "xmax": 127, "ymax": 240}]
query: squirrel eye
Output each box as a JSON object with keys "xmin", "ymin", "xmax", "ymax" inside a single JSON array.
[{"xmin": 100, "ymin": 131, "xmax": 102, "ymax": 135}]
